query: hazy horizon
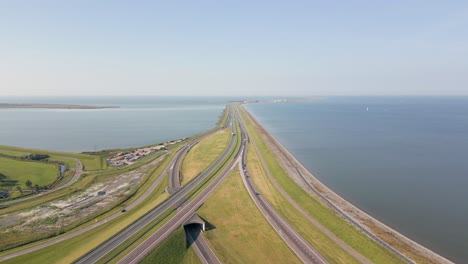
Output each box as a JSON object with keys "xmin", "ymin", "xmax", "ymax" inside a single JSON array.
[{"xmin": 1, "ymin": 1, "xmax": 467, "ymax": 96}]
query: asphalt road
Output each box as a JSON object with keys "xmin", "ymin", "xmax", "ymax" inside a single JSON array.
[
  {"xmin": 241, "ymin": 107, "xmax": 415, "ymax": 264},
  {"xmin": 117, "ymin": 133, "xmax": 242, "ymax": 264},
  {"xmin": 169, "ymin": 107, "xmax": 232, "ymax": 190},
  {"xmin": 0, "ymin": 157, "xmax": 83, "ymax": 206},
  {"xmin": 122, "ymin": 105, "xmax": 327, "ymax": 264},
  {"xmin": 236, "ymin": 107, "xmax": 327, "ymax": 264},
  {"xmin": 0, "ymin": 109, "xmax": 231, "ymax": 263},
  {"xmin": 185, "ymin": 225, "xmax": 221, "ymax": 264},
  {"xmin": 74, "ymin": 108, "xmax": 236, "ymax": 264}
]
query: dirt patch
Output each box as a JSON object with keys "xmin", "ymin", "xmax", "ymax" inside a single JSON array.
[
  {"xmin": 0, "ymin": 155, "xmax": 165, "ymax": 246},
  {"xmin": 243, "ymin": 106, "xmax": 453, "ymax": 264}
]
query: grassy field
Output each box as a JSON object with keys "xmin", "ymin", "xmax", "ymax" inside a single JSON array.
[
  {"xmin": 197, "ymin": 168, "xmax": 301, "ymax": 264},
  {"xmin": 0, "ymin": 149, "xmax": 30, "ymax": 157},
  {"xmin": 181, "ymin": 129, "xmax": 230, "ymax": 185},
  {"xmin": 0, "ymin": 160, "xmax": 171, "ymax": 263},
  {"xmin": 246, "ymin": 140, "xmax": 361, "ymax": 264},
  {"xmin": 0, "ymin": 147, "xmax": 174, "ymax": 250},
  {"xmin": 0, "ymin": 145, "xmax": 105, "ymax": 171},
  {"xmin": 0, "ymin": 157, "xmax": 57, "ymax": 190},
  {"xmin": 140, "ymin": 227, "xmax": 201, "ymax": 264},
  {"xmin": 240, "ymin": 107, "xmax": 405, "ymax": 264}
]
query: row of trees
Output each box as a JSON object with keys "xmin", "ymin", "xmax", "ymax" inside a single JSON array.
[
  {"xmin": 24, "ymin": 180, "xmax": 47, "ymax": 194},
  {"xmin": 24, "ymin": 153, "xmax": 50, "ymax": 161},
  {"xmin": 0, "ymin": 173, "xmax": 49, "ymax": 197}
]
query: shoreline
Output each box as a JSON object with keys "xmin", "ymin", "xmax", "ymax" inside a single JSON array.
[
  {"xmin": 0, "ymin": 103, "xmax": 119, "ymax": 109},
  {"xmin": 241, "ymin": 104, "xmax": 453, "ymax": 264}
]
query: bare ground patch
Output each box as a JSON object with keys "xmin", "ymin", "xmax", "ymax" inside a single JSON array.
[{"xmin": 0, "ymin": 155, "xmax": 165, "ymax": 250}]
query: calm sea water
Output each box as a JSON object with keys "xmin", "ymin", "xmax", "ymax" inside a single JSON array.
[
  {"xmin": 0, "ymin": 96, "xmax": 239, "ymax": 152},
  {"xmin": 246, "ymin": 97, "xmax": 468, "ymax": 263}
]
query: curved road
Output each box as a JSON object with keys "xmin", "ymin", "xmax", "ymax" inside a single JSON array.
[
  {"xmin": 116, "ymin": 126, "xmax": 242, "ymax": 264},
  {"xmin": 74, "ymin": 108, "xmax": 236, "ymax": 264},
  {"xmin": 241, "ymin": 106, "xmax": 414, "ymax": 264},
  {"xmin": 0, "ymin": 108, "xmax": 231, "ymax": 263},
  {"xmin": 238, "ymin": 107, "xmax": 371, "ymax": 264},
  {"xmin": 235, "ymin": 106, "xmax": 327, "ymax": 264},
  {"xmin": 0, "ymin": 157, "xmax": 83, "ymax": 206}
]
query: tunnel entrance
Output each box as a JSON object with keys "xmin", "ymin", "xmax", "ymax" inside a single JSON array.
[
  {"xmin": 184, "ymin": 214, "xmax": 206, "ymax": 249},
  {"xmin": 183, "ymin": 213, "xmax": 205, "ymax": 231}
]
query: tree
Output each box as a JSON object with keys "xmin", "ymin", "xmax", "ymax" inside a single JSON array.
[
  {"xmin": 0, "ymin": 173, "xmax": 6, "ymax": 182},
  {"xmin": 16, "ymin": 186, "xmax": 23, "ymax": 195},
  {"xmin": 25, "ymin": 180, "xmax": 33, "ymax": 191},
  {"xmin": 34, "ymin": 184, "xmax": 40, "ymax": 193}
]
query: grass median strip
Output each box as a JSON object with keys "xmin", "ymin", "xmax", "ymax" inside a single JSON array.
[
  {"xmin": 197, "ymin": 168, "xmax": 300, "ymax": 263},
  {"xmin": 246, "ymin": 140, "xmax": 360, "ymax": 264},
  {"xmin": 240, "ymin": 107, "xmax": 404, "ymax": 264},
  {"xmin": 181, "ymin": 129, "xmax": 230, "ymax": 185}
]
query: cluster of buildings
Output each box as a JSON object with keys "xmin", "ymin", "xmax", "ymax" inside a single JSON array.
[
  {"xmin": 106, "ymin": 145, "xmax": 167, "ymax": 166},
  {"xmin": 106, "ymin": 137, "xmax": 189, "ymax": 166}
]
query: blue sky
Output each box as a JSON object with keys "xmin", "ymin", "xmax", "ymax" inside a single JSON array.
[{"xmin": 1, "ymin": 1, "xmax": 467, "ymax": 96}]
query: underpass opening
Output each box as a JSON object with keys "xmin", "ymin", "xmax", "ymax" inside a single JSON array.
[{"xmin": 184, "ymin": 213, "xmax": 206, "ymax": 232}]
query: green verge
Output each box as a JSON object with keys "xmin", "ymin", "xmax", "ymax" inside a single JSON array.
[
  {"xmin": 184, "ymin": 120, "xmax": 240, "ymax": 205},
  {"xmin": 0, "ymin": 145, "xmax": 105, "ymax": 171},
  {"xmin": 106, "ymin": 117, "xmax": 239, "ymax": 263},
  {"xmin": 240, "ymin": 107, "xmax": 404, "ymax": 264},
  {"xmin": 97, "ymin": 119, "xmax": 238, "ymax": 263},
  {"xmin": 47, "ymin": 156, "xmax": 78, "ymax": 188},
  {"xmin": 197, "ymin": 168, "xmax": 301, "ymax": 263},
  {"xmin": 140, "ymin": 227, "xmax": 201, "ymax": 264},
  {"xmin": 0, "ymin": 156, "xmax": 57, "ymax": 190},
  {"xmin": 0, "ymin": 117, "xmax": 232, "ymax": 262},
  {"xmin": 0, "ymin": 168, "xmax": 170, "ymax": 264},
  {"xmin": 181, "ymin": 129, "xmax": 230, "ymax": 184},
  {"xmin": 246, "ymin": 140, "xmax": 359, "ymax": 264},
  {"xmin": 0, "ymin": 147, "xmax": 175, "ymax": 254}
]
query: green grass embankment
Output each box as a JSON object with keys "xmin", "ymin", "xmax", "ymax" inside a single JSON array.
[
  {"xmin": 197, "ymin": 168, "xmax": 301, "ymax": 263},
  {"xmin": 140, "ymin": 227, "xmax": 200, "ymax": 264},
  {"xmin": 0, "ymin": 146, "xmax": 105, "ymax": 171},
  {"xmin": 240, "ymin": 107, "xmax": 404, "ymax": 264},
  {"xmin": 0, "ymin": 146, "xmax": 176, "ymax": 252},
  {"xmin": 0, "ymin": 157, "xmax": 57, "ymax": 190},
  {"xmin": 181, "ymin": 129, "xmax": 230, "ymax": 185},
  {"xmin": 0, "ymin": 160, "xmax": 171, "ymax": 264}
]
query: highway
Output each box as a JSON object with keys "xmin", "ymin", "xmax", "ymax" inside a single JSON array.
[
  {"xmin": 236, "ymin": 107, "xmax": 327, "ymax": 264},
  {"xmin": 74, "ymin": 107, "xmax": 236, "ymax": 264},
  {"xmin": 115, "ymin": 105, "xmax": 327, "ymax": 264},
  {"xmin": 240, "ymin": 107, "xmax": 414, "ymax": 264},
  {"xmin": 168, "ymin": 109, "xmax": 232, "ymax": 190},
  {"xmin": 0, "ymin": 109, "xmax": 232, "ymax": 263},
  {"xmin": 117, "ymin": 150, "xmax": 242, "ymax": 264},
  {"xmin": 237, "ymin": 108, "xmax": 371, "ymax": 264},
  {"xmin": 1, "ymin": 104, "xmax": 334, "ymax": 264}
]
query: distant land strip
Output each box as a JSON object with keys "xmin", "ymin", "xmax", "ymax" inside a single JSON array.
[{"xmin": 0, "ymin": 103, "xmax": 119, "ymax": 109}]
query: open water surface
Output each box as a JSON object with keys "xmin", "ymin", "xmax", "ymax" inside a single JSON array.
[
  {"xmin": 2, "ymin": 95, "xmax": 467, "ymax": 262},
  {"xmin": 0, "ymin": 96, "xmax": 235, "ymax": 152},
  {"xmin": 246, "ymin": 97, "xmax": 468, "ymax": 263}
]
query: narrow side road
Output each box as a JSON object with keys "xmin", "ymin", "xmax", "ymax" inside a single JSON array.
[
  {"xmin": 0, "ymin": 157, "xmax": 83, "ymax": 206},
  {"xmin": 185, "ymin": 225, "xmax": 220, "ymax": 264}
]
